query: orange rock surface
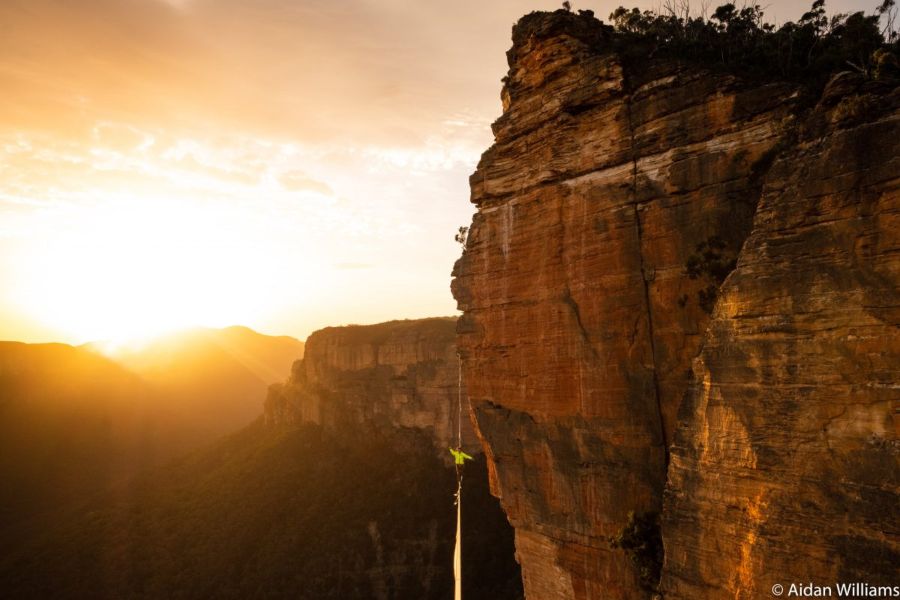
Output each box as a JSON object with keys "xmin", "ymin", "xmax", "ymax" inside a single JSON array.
[
  {"xmin": 452, "ymin": 10, "xmax": 898, "ymax": 599},
  {"xmin": 265, "ymin": 317, "xmax": 480, "ymax": 460},
  {"xmin": 661, "ymin": 79, "xmax": 900, "ymax": 599}
]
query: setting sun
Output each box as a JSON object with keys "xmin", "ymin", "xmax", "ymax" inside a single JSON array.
[
  {"xmin": 0, "ymin": 124, "xmax": 477, "ymax": 344},
  {"xmin": 0, "ymin": 1, "xmax": 896, "ymax": 599},
  {"xmin": 9, "ymin": 194, "xmax": 282, "ymax": 343}
]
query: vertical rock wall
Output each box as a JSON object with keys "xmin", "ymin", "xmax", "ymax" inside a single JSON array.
[
  {"xmin": 262, "ymin": 317, "xmax": 523, "ymax": 599},
  {"xmin": 264, "ymin": 317, "xmax": 480, "ymax": 460},
  {"xmin": 661, "ymin": 82, "xmax": 900, "ymax": 599},
  {"xmin": 452, "ymin": 10, "xmax": 899, "ymax": 599}
]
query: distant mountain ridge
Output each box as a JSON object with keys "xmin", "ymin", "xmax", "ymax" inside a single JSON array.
[
  {"xmin": 0, "ymin": 318, "xmax": 522, "ymax": 599},
  {"xmin": 85, "ymin": 325, "xmax": 304, "ymax": 442},
  {"xmin": 0, "ymin": 326, "xmax": 304, "ymax": 540},
  {"xmin": 86, "ymin": 325, "xmax": 304, "ymax": 385},
  {"xmin": 0, "ymin": 341, "xmax": 160, "ymax": 538}
]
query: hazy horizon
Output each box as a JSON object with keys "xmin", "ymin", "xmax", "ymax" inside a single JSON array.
[{"xmin": 0, "ymin": 0, "xmax": 877, "ymax": 345}]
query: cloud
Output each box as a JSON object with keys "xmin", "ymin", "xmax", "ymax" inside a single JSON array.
[
  {"xmin": 0, "ymin": 0, "xmax": 875, "ymax": 145},
  {"xmin": 0, "ymin": 0, "xmax": 563, "ymax": 146},
  {"xmin": 1, "ymin": 0, "xmax": 874, "ymax": 343},
  {"xmin": 279, "ymin": 172, "xmax": 333, "ymax": 196}
]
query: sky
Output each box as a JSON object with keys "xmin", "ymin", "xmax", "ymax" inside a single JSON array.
[{"xmin": 0, "ymin": 0, "xmax": 878, "ymax": 344}]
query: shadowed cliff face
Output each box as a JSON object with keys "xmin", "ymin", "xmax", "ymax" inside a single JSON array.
[
  {"xmin": 452, "ymin": 10, "xmax": 898, "ymax": 600},
  {"xmin": 1, "ymin": 319, "xmax": 524, "ymax": 599},
  {"xmin": 0, "ymin": 421, "xmax": 523, "ymax": 600},
  {"xmin": 257, "ymin": 317, "xmax": 522, "ymax": 599}
]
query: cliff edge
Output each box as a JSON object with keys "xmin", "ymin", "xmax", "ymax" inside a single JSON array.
[
  {"xmin": 452, "ymin": 9, "xmax": 899, "ymax": 599},
  {"xmin": 265, "ymin": 317, "xmax": 481, "ymax": 461}
]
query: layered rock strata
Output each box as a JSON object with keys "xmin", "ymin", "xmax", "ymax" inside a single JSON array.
[
  {"xmin": 661, "ymin": 77, "xmax": 900, "ymax": 598},
  {"xmin": 452, "ymin": 10, "xmax": 899, "ymax": 599},
  {"xmin": 264, "ymin": 317, "xmax": 480, "ymax": 460}
]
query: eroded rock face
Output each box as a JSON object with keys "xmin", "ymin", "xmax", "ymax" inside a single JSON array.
[
  {"xmin": 452, "ymin": 9, "xmax": 898, "ymax": 599},
  {"xmin": 264, "ymin": 317, "xmax": 480, "ymax": 460},
  {"xmin": 260, "ymin": 317, "xmax": 524, "ymax": 599},
  {"xmin": 661, "ymin": 83, "xmax": 900, "ymax": 599}
]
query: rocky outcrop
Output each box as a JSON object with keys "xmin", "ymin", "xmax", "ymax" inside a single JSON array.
[
  {"xmin": 258, "ymin": 317, "xmax": 522, "ymax": 600},
  {"xmin": 661, "ymin": 78, "xmax": 900, "ymax": 598},
  {"xmin": 264, "ymin": 317, "xmax": 480, "ymax": 460},
  {"xmin": 452, "ymin": 10, "xmax": 898, "ymax": 599}
]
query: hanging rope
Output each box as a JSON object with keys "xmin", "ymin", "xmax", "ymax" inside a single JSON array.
[
  {"xmin": 457, "ymin": 351, "xmax": 463, "ymax": 451},
  {"xmin": 451, "ymin": 352, "xmax": 470, "ymax": 600},
  {"xmin": 453, "ymin": 478, "xmax": 462, "ymax": 600}
]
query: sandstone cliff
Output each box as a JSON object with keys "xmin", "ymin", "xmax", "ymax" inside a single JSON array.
[
  {"xmin": 258, "ymin": 317, "xmax": 520, "ymax": 599},
  {"xmin": 661, "ymin": 74, "xmax": 900, "ymax": 599},
  {"xmin": 264, "ymin": 317, "xmax": 480, "ymax": 460},
  {"xmin": 452, "ymin": 10, "xmax": 898, "ymax": 599},
  {"xmin": 0, "ymin": 319, "xmax": 523, "ymax": 599}
]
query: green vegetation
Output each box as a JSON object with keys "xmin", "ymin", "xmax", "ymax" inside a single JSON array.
[
  {"xmin": 610, "ymin": 511, "xmax": 663, "ymax": 592},
  {"xmin": 608, "ymin": 0, "xmax": 899, "ymax": 89},
  {"xmin": 0, "ymin": 342, "xmax": 161, "ymax": 535},
  {"xmin": 310, "ymin": 317, "xmax": 456, "ymax": 350},
  {"xmin": 684, "ymin": 236, "xmax": 739, "ymax": 313},
  {"xmin": 686, "ymin": 236, "xmax": 737, "ymax": 283},
  {"xmin": 0, "ymin": 420, "xmax": 522, "ymax": 600},
  {"xmin": 0, "ymin": 331, "xmax": 305, "ymax": 540},
  {"xmin": 454, "ymin": 226, "xmax": 469, "ymax": 252}
]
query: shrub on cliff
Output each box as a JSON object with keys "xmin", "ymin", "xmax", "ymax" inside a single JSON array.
[
  {"xmin": 608, "ymin": 0, "xmax": 899, "ymax": 89},
  {"xmin": 610, "ymin": 511, "xmax": 663, "ymax": 592},
  {"xmin": 680, "ymin": 236, "xmax": 740, "ymax": 313}
]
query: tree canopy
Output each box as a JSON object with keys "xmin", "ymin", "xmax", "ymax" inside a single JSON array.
[{"xmin": 606, "ymin": 0, "xmax": 899, "ymax": 87}]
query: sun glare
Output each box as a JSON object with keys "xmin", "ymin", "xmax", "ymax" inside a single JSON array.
[{"xmin": 11, "ymin": 195, "xmax": 280, "ymax": 344}]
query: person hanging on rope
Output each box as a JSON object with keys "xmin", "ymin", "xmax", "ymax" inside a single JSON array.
[
  {"xmin": 451, "ymin": 353, "xmax": 473, "ymax": 468},
  {"xmin": 449, "ymin": 447, "xmax": 473, "ymax": 466},
  {"xmin": 451, "ymin": 354, "xmax": 469, "ymax": 600}
]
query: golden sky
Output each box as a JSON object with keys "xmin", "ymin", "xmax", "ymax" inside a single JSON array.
[{"xmin": 0, "ymin": 0, "xmax": 875, "ymax": 344}]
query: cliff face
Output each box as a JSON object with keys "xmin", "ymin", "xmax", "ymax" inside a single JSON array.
[
  {"xmin": 265, "ymin": 317, "xmax": 480, "ymax": 460},
  {"xmin": 662, "ymin": 79, "xmax": 900, "ymax": 598},
  {"xmin": 452, "ymin": 10, "xmax": 899, "ymax": 599},
  {"xmin": 0, "ymin": 319, "xmax": 524, "ymax": 599},
  {"xmin": 258, "ymin": 317, "xmax": 521, "ymax": 599}
]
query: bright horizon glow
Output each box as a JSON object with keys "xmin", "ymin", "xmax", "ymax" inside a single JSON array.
[
  {"xmin": 0, "ymin": 0, "xmax": 874, "ymax": 345},
  {"xmin": 0, "ymin": 123, "xmax": 480, "ymax": 344},
  {"xmin": 10, "ymin": 196, "xmax": 281, "ymax": 343}
]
